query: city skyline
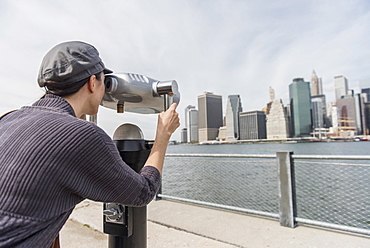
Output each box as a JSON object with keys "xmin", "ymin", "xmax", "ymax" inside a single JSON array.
[
  {"xmin": 184, "ymin": 71, "xmax": 369, "ymax": 121},
  {"xmin": 181, "ymin": 72, "xmax": 370, "ymax": 143}
]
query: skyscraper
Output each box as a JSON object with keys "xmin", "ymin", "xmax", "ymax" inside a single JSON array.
[
  {"xmin": 197, "ymin": 92, "xmax": 223, "ymax": 142},
  {"xmin": 310, "ymin": 70, "xmax": 323, "ymax": 96},
  {"xmin": 311, "ymin": 70, "xmax": 327, "ymax": 137},
  {"xmin": 289, "ymin": 78, "xmax": 312, "ymax": 137},
  {"xmin": 311, "ymin": 95, "xmax": 328, "ymax": 137},
  {"xmin": 334, "ymin": 75, "xmax": 349, "ymax": 100},
  {"xmin": 225, "ymin": 95, "xmax": 243, "ymax": 140},
  {"xmin": 266, "ymin": 99, "xmax": 290, "ymax": 139},
  {"xmin": 185, "ymin": 105, "xmax": 198, "ymax": 143},
  {"xmin": 311, "ymin": 95, "xmax": 327, "ymax": 128},
  {"xmin": 239, "ymin": 111, "xmax": 266, "ymax": 140}
]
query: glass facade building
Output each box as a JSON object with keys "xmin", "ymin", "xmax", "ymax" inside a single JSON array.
[{"xmin": 289, "ymin": 78, "xmax": 312, "ymax": 137}]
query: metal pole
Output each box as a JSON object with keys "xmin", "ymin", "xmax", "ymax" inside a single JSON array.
[
  {"xmin": 163, "ymin": 94, "xmax": 171, "ymax": 111},
  {"xmin": 276, "ymin": 151, "xmax": 297, "ymax": 228},
  {"xmin": 104, "ymin": 130, "xmax": 152, "ymax": 248}
]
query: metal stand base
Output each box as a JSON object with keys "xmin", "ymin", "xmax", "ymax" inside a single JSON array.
[{"xmin": 108, "ymin": 206, "xmax": 147, "ymax": 248}]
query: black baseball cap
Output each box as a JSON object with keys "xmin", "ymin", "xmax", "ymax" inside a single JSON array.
[{"xmin": 37, "ymin": 41, "xmax": 113, "ymax": 87}]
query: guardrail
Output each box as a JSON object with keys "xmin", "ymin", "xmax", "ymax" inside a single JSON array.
[{"xmin": 158, "ymin": 152, "xmax": 370, "ymax": 236}]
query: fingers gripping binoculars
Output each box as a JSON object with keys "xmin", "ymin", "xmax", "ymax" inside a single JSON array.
[{"xmin": 101, "ymin": 73, "xmax": 180, "ymax": 114}]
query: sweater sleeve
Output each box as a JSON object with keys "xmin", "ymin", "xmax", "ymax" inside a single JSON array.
[{"xmin": 58, "ymin": 121, "xmax": 161, "ymax": 207}]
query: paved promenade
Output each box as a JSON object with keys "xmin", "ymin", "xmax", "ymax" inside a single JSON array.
[{"xmin": 60, "ymin": 199, "xmax": 370, "ymax": 248}]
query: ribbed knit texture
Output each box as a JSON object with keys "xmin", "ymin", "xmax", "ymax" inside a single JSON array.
[{"xmin": 0, "ymin": 94, "xmax": 161, "ymax": 247}]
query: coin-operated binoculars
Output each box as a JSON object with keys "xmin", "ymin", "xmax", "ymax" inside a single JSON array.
[
  {"xmin": 101, "ymin": 73, "xmax": 180, "ymax": 248},
  {"xmin": 101, "ymin": 73, "xmax": 180, "ymax": 114}
]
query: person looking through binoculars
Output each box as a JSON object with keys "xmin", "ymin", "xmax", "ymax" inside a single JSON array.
[{"xmin": 0, "ymin": 41, "xmax": 180, "ymax": 247}]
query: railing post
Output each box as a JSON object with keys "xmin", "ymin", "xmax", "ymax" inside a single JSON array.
[
  {"xmin": 156, "ymin": 183, "xmax": 162, "ymax": 200},
  {"xmin": 276, "ymin": 151, "xmax": 297, "ymax": 228}
]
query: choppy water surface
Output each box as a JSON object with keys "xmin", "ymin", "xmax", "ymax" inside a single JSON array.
[{"xmin": 167, "ymin": 141, "xmax": 370, "ymax": 155}]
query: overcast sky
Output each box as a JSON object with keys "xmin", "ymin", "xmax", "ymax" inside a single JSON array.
[{"xmin": 1, "ymin": 0, "xmax": 370, "ymax": 140}]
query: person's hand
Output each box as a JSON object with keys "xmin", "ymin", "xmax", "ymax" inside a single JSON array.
[
  {"xmin": 157, "ymin": 103, "xmax": 180, "ymax": 138},
  {"xmin": 145, "ymin": 103, "xmax": 180, "ymax": 173}
]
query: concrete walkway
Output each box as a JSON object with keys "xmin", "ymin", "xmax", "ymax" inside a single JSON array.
[{"xmin": 60, "ymin": 199, "xmax": 370, "ymax": 248}]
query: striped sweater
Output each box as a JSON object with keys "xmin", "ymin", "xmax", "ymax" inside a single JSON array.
[{"xmin": 0, "ymin": 94, "xmax": 161, "ymax": 247}]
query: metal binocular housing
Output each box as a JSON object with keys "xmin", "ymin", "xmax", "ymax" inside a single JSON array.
[{"xmin": 101, "ymin": 73, "xmax": 180, "ymax": 114}]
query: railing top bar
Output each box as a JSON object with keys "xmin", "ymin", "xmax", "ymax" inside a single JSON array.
[
  {"xmin": 165, "ymin": 153, "xmax": 370, "ymax": 160},
  {"xmin": 292, "ymin": 155, "xmax": 370, "ymax": 160},
  {"xmin": 165, "ymin": 153, "xmax": 276, "ymax": 158}
]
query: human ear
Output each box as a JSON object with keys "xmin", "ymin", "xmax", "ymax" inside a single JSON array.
[{"xmin": 87, "ymin": 75, "xmax": 97, "ymax": 93}]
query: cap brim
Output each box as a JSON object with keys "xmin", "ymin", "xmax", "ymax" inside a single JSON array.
[{"xmin": 103, "ymin": 68, "xmax": 113, "ymax": 74}]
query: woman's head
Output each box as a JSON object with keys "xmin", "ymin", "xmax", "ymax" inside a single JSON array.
[{"xmin": 38, "ymin": 41, "xmax": 112, "ymax": 97}]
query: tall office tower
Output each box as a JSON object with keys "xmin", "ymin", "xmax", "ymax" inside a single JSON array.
[
  {"xmin": 225, "ymin": 95, "xmax": 243, "ymax": 140},
  {"xmin": 197, "ymin": 92, "xmax": 223, "ymax": 142},
  {"xmin": 181, "ymin": 128, "xmax": 188, "ymax": 143},
  {"xmin": 311, "ymin": 95, "xmax": 327, "ymax": 129},
  {"xmin": 310, "ymin": 70, "xmax": 323, "ymax": 96},
  {"xmin": 269, "ymin": 87, "xmax": 275, "ymax": 102},
  {"xmin": 185, "ymin": 105, "xmax": 199, "ymax": 143},
  {"xmin": 266, "ymin": 99, "xmax": 289, "ymax": 139},
  {"xmin": 289, "ymin": 78, "xmax": 312, "ymax": 137},
  {"xmin": 334, "ymin": 75, "xmax": 349, "ymax": 100},
  {"xmin": 239, "ymin": 111, "xmax": 266, "ymax": 140}
]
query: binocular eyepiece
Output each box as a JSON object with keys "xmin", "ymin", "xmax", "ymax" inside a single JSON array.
[{"xmin": 101, "ymin": 73, "xmax": 180, "ymax": 114}]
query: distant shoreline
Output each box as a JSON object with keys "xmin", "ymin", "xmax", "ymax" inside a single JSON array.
[{"xmin": 176, "ymin": 136, "xmax": 370, "ymax": 145}]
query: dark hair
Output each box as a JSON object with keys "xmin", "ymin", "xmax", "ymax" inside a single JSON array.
[{"xmin": 44, "ymin": 72, "xmax": 103, "ymax": 97}]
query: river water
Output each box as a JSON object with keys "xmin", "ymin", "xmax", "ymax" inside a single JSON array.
[
  {"xmin": 167, "ymin": 140, "xmax": 370, "ymax": 156},
  {"xmin": 162, "ymin": 141, "xmax": 370, "ymax": 230}
]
